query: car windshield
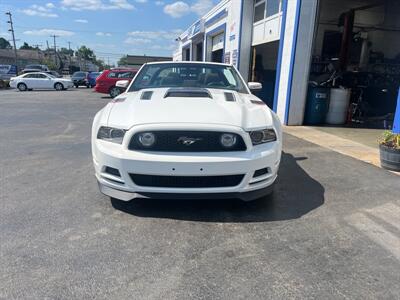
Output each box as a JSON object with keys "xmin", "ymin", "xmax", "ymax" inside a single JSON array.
[
  {"xmin": 129, "ymin": 63, "xmax": 248, "ymax": 93},
  {"xmin": 73, "ymin": 72, "xmax": 86, "ymax": 77}
]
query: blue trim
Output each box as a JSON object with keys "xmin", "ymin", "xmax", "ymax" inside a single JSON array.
[
  {"xmin": 284, "ymin": 0, "xmax": 302, "ymax": 124},
  {"xmin": 237, "ymin": 0, "xmax": 244, "ymax": 70},
  {"xmin": 273, "ymin": 0, "xmax": 288, "ymax": 113},
  {"xmin": 204, "ymin": 9, "xmax": 228, "ymax": 27},
  {"xmin": 205, "ymin": 23, "xmax": 226, "ymax": 62}
]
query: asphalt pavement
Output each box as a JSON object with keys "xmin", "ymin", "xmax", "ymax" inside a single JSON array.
[{"xmin": 0, "ymin": 88, "xmax": 399, "ymax": 299}]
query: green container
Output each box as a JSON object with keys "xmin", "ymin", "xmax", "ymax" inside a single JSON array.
[{"xmin": 304, "ymin": 87, "xmax": 330, "ymax": 125}]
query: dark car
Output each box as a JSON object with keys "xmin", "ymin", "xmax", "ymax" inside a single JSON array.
[
  {"xmin": 71, "ymin": 71, "xmax": 88, "ymax": 87},
  {"xmin": 22, "ymin": 64, "xmax": 50, "ymax": 74},
  {"xmin": 45, "ymin": 70, "xmax": 63, "ymax": 78},
  {"xmin": 85, "ymin": 72, "xmax": 101, "ymax": 88}
]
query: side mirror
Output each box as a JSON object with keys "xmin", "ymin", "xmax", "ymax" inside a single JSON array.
[
  {"xmin": 248, "ymin": 82, "xmax": 262, "ymax": 91},
  {"xmin": 116, "ymin": 80, "xmax": 129, "ymax": 89}
]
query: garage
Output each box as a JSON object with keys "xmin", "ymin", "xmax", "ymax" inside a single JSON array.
[{"xmin": 305, "ymin": 0, "xmax": 400, "ymax": 129}]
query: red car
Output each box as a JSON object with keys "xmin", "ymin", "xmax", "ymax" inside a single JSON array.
[{"xmin": 95, "ymin": 68, "xmax": 138, "ymax": 98}]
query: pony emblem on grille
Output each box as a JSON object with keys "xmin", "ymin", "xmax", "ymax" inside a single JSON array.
[{"xmin": 177, "ymin": 136, "xmax": 203, "ymax": 145}]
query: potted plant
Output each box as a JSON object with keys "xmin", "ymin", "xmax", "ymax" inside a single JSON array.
[{"xmin": 379, "ymin": 130, "xmax": 400, "ymax": 171}]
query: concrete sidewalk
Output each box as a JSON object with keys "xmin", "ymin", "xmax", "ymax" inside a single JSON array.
[{"xmin": 284, "ymin": 126, "xmax": 385, "ymax": 170}]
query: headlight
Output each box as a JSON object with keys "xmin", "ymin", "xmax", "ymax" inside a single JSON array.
[
  {"xmin": 137, "ymin": 132, "xmax": 156, "ymax": 147},
  {"xmin": 97, "ymin": 126, "xmax": 126, "ymax": 144},
  {"xmin": 220, "ymin": 133, "xmax": 237, "ymax": 148},
  {"xmin": 249, "ymin": 129, "xmax": 277, "ymax": 145}
]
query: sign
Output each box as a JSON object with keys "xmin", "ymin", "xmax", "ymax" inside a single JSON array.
[
  {"xmin": 232, "ymin": 49, "xmax": 238, "ymax": 66},
  {"xmin": 0, "ymin": 64, "xmax": 17, "ymax": 80},
  {"xmin": 224, "ymin": 52, "xmax": 230, "ymax": 64},
  {"xmin": 393, "ymin": 88, "xmax": 400, "ymax": 134}
]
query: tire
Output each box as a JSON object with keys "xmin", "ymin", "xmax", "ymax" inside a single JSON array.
[
  {"xmin": 54, "ymin": 82, "xmax": 64, "ymax": 91},
  {"xmin": 109, "ymin": 87, "xmax": 121, "ymax": 98},
  {"xmin": 17, "ymin": 83, "xmax": 27, "ymax": 91},
  {"xmin": 75, "ymin": 84, "xmax": 79, "ymax": 88},
  {"xmin": 86, "ymin": 84, "xmax": 90, "ymax": 88}
]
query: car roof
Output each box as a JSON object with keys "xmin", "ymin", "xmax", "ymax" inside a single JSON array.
[
  {"xmin": 22, "ymin": 72, "xmax": 48, "ymax": 75},
  {"xmin": 144, "ymin": 61, "xmax": 232, "ymax": 67}
]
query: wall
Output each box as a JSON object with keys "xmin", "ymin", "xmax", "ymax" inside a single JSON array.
[{"xmin": 314, "ymin": 0, "xmax": 400, "ymax": 60}]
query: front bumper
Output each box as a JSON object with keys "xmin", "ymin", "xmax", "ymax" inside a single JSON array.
[{"xmin": 93, "ymin": 124, "xmax": 281, "ymax": 202}]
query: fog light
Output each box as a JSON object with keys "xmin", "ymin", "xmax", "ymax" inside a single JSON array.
[
  {"xmin": 220, "ymin": 133, "xmax": 237, "ymax": 148},
  {"xmin": 138, "ymin": 132, "xmax": 156, "ymax": 147}
]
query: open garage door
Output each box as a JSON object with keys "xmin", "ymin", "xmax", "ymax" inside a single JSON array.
[{"xmin": 306, "ymin": 0, "xmax": 400, "ymax": 129}]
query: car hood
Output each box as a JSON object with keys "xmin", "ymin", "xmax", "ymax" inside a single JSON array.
[{"xmin": 104, "ymin": 88, "xmax": 274, "ymax": 131}]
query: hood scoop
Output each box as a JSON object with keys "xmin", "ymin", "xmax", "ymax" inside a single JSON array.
[
  {"xmin": 224, "ymin": 92, "xmax": 236, "ymax": 102},
  {"xmin": 164, "ymin": 88, "xmax": 212, "ymax": 99},
  {"xmin": 140, "ymin": 91, "xmax": 153, "ymax": 100}
]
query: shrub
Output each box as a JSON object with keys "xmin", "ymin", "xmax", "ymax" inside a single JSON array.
[{"xmin": 380, "ymin": 130, "xmax": 400, "ymax": 149}]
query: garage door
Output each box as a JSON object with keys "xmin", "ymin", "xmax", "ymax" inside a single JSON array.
[{"xmin": 211, "ymin": 32, "xmax": 224, "ymax": 51}]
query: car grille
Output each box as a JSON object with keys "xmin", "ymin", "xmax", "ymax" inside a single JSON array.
[
  {"xmin": 130, "ymin": 174, "xmax": 245, "ymax": 188},
  {"xmin": 128, "ymin": 131, "xmax": 247, "ymax": 152}
]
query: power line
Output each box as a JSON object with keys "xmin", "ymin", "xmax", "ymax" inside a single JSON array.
[
  {"xmin": 50, "ymin": 34, "xmax": 59, "ymax": 65},
  {"xmin": 5, "ymin": 11, "xmax": 18, "ymax": 71}
]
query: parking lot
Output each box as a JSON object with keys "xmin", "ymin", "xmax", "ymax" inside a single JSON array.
[{"xmin": 1, "ymin": 88, "xmax": 400, "ymax": 299}]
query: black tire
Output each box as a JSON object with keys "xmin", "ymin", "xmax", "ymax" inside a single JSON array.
[
  {"xmin": 86, "ymin": 84, "xmax": 90, "ymax": 88},
  {"xmin": 74, "ymin": 84, "xmax": 79, "ymax": 88},
  {"xmin": 54, "ymin": 82, "xmax": 64, "ymax": 91},
  {"xmin": 17, "ymin": 83, "xmax": 27, "ymax": 91},
  {"xmin": 109, "ymin": 87, "xmax": 121, "ymax": 98}
]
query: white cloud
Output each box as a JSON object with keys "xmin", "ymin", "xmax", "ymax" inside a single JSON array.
[
  {"xmin": 163, "ymin": 0, "xmax": 213, "ymax": 18},
  {"xmin": 96, "ymin": 31, "xmax": 112, "ymax": 36},
  {"xmin": 155, "ymin": 1, "xmax": 164, "ymax": 5},
  {"xmin": 74, "ymin": 19, "xmax": 88, "ymax": 23},
  {"xmin": 163, "ymin": 1, "xmax": 190, "ymax": 18},
  {"xmin": 61, "ymin": 0, "xmax": 135, "ymax": 11},
  {"xmin": 124, "ymin": 37, "xmax": 152, "ymax": 44},
  {"xmin": 21, "ymin": 3, "xmax": 58, "ymax": 17},
  {"xmin": 23, "ymin": 29, "xmax": 75, "ymax": 37},
  {"xmin": 127, "ymin": 29, "xmax": 182, "ymax": 40},
  {"xmin": 190, "ymin": 0, "xmax": 213, "ymax": 15}
]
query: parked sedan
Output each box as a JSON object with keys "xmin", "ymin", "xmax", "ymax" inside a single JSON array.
[
  {"xmin": 92, "ymin": 62, "xmax": 282, "ymax": 203},
  {"xmin": 71, "ymin": 71, "xmax": 88, "ymax": 88},
  {"xmin": 86, "ymin": 71, "xmax": 101, "ymax": 88},
  {"xmin": 9, "ymin": 72, "xmax": 74, "ymax": 91}
]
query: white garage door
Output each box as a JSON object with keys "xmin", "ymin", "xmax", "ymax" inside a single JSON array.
[{"xmin": 211, "ymin": 32, "xmax": 224, "ymax": 51}]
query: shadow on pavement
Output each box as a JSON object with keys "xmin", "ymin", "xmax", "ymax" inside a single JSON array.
[{"xmin": 111, "ymin": 152, "xmax": 325, "ymax": 223}]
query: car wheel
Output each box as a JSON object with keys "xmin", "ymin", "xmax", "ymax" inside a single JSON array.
[
  {"xmin": 54, "ymin": 83, "xmax": 64, "ymax": 91},
  {"xmin": 17, "ymin": 83, "xmax": 27, "ymax": 91},
  {"xmin": 86, "ymin": 84, "xmax": 90, "ymax": 88},
  {"xmin": 74, "ymin": 84, "xmax": 79, "ymax": 88},
  {"xmin": 109, "ymin": 87, "xmax": 121, "ymax": 98}
]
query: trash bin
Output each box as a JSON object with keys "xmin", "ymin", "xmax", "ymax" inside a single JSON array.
[
  {"xmin": 326, "ymin": 88, "xmax": 351, "ymax": 125},
  {"xmin": 304, "ymin": 87, "xmax": 330, "ymax": 125}
]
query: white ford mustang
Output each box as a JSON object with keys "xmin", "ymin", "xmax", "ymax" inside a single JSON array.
[
  {"xmin": 92, "ymin": 62, "xmax": 282, "ymax": 202},
  {"xmin": 9, "ymin": 72, "xmax": 73, "ymax": 91}
]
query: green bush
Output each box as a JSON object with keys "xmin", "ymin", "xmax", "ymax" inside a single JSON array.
[{"xmin": 380, "ymin": 130, "xmax": 400, "ymax": 149}]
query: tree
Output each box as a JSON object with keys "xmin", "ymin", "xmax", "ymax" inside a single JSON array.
[
  {"xmin": 0, "ymin": 37, "xmax": 11, "ymax": 49},
  {"xmin": 75, "ymin": 45, "xmax": 96, "ymax": 61},
  {"xmin": 59, "ymin": 47, "xmax": 74, "ymax": 56},
  {"xmin": 19, "ymin": 42, "xmax": 36, "ymax": 50},
  {"xmin": 117, "ymin": 55, "xmax": 129, "ymax": 66}
]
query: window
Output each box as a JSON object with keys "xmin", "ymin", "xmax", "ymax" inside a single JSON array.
[
  {"xmin": 36, "ymin": 74, "xmax": 48, "ymax": 79},
  {"xmin": 266, "ymin": 0, "xmax": 281, "ymax": 18},
  {"xmin": 23, "ymin": 74, "xmax": 36, "ymax": 78},
  {"xmin": 254, "ymin": 0, "xmax": 265, "ymax": 23},
  {"xmin": 129, "ymin": 63, "xmax": 248, "ymax": 94}
]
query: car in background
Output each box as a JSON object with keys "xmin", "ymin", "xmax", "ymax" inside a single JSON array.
[
  {"xmin": 45, "ymin": 70, "xmax": 63, "ymax": 78},
  {"xmin": 95, "ymin": 68, "xmax": 137, "ymax": 98},
  {"xmin": 9, "ymin": 72, "xmax": 73, "ymax": 91},
  {"xmin": 85, "ymin": 72, "xmax": 101, "ymax": 88},
  {"xmin": 22, "ymin": 64, "xmax": 49, "ymax": 73},
  {"xmin": 71, "ymin": 71, "xmax": 88, "ymax": 88}
]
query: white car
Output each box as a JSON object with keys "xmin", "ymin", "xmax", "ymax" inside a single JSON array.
[
  {"xmin": 9, "ymin": 72, "xmax": 74, "ymax": 91},
  {"xmin": 92, "ymin": 62, "xmax": 282, "ymax": 202}
]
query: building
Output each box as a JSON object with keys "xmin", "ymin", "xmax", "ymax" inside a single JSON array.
[
  {"xmin": 124, "ymin": 55, "xmax": 172, "ymax": 69},
  {"xmin": 175, "ymin": 0, "xmax": 400, "ymax": 128}
]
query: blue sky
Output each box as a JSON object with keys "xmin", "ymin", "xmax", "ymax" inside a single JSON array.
[{"xmin": 0, "ymin": 0, "xmax": 219, "ymax": 63}]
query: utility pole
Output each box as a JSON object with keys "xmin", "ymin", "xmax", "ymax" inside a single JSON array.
[
  {"xmin": 32, "ymin": 44, "xmax": 42, "ymax": 62},
  {"xmin": 67, "ymin": 41, "xmax": 72, "ymax": 68},
  {"xmin": 5, "ymin": 12, "xmax": 18, "ymax": 72},
  {"xmin": 50, "ymin": 34, "xmax": 59, "ymax": 66}
]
